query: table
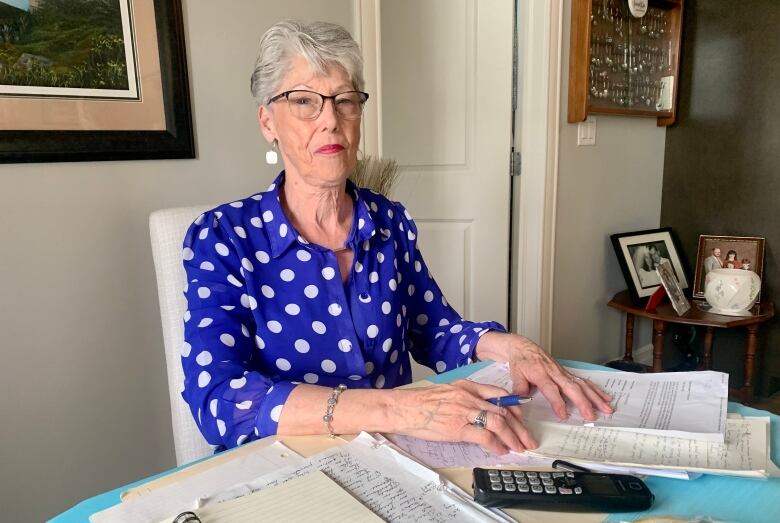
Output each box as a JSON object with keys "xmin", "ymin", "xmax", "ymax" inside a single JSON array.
[
  {"xmin": 607, "ymin": 290, "xmax": 774, "ymax": 404},
  {"xmin": 53, "ymin": 360, "xmax": 780, "ymax": 523}
]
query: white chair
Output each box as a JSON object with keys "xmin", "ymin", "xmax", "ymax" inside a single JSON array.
[
  {"xmin": 150, "ymin": 205, "xmax": 214, "ymax": 465},
  {"xmin": 148, "ymin": 161, "xmax": 399, "ymax": 465}
]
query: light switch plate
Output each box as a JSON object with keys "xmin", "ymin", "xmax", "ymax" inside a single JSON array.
[{"xmin": 577, "ymin": 116, "xmax": 597, "ymax": 146}]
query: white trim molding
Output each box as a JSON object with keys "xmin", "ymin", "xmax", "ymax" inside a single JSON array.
[
  {"xmin": 512, "ymin": 0, "xmax": 563, "ymax": 352},
  {"xmin": 354, "ymin": 0, "xmax": 383, "ymax": 157}
]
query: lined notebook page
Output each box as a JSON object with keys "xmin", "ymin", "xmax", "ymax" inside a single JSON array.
[{"xmin": 162, "ymin": 471, "xmax": 383, "ymax": 523}]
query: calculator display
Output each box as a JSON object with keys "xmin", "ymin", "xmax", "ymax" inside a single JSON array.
[{"xmin": 583, "ymin": 475, "xmax": 620, "ymax": 496}]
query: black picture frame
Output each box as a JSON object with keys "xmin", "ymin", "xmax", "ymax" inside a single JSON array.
[
  {"xmin": 611, "ymin": 227, "xmax": 690, "ymax": 302},
  {"xmin": 0, "ymin": 0, "xmax": 194, "ymax": 163}
]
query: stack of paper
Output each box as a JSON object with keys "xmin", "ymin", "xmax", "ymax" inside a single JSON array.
[
  {"xmin": 459, "ymin": 362, "xmax": 776, "ymax": 479},
  {"xmin": 156, "ymin": 471, "xmax": 383, "ymax": 523},
  {"xmin": 468, "ymin": 363, "xmax": 729, "ymax": 442},
  {"xmin": 198, "ymin": 433, "xmax": 512, "ymax": 522}
]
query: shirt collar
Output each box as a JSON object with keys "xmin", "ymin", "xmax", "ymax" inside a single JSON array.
[{"xmin": 260, "ymin": 172, "xmax": 377, "ymax": 259}]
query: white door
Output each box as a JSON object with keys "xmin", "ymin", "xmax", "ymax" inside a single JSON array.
[{"xmin": 356, "ymin": 0, "xmax": 514, "ymax": 378}]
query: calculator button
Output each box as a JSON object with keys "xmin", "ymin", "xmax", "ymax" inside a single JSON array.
[
  {"xmin": 517, "ymin": 484, "xmax": 530, "ymax": 492},
  {"xmin": 491, "ymin": 483, "xmax": 503, "ymax": 491},
  {"xmin": 531, "ymin": 485, "xmax": 543, "ymax": 493},
  {"xmin": 539, "ymin": 472, "xmax": 552, "ymax": 479},
  {"xmin": 502, "ymin": 476, "xmax": 514, "ymax": 483},
  {"xmin": 500, "ymin": 470, "xmax": 512, "ymax": 477},
  {"xmin": 542, "ymin": 478, "xmax": 554, "ymax": 486},
  {"xmin": 516, "ymin": 477, "xmax": 528, "ymax": 485},
  {"xmin": 513, "ymin": 471, "xmax": 525, "ymax": 478},
  {"xmin": 528, "ymin": 478, "xmax": 541, "ymax": 485},
  {"xmin": 574, "ymin": 487, "xmax": 583, "ymax": 495},
  {"xmin": 488, "ymin": 470, "xmax": 499, "ymax": 476},
  {"xmin": 545, "ymin": 486, "xmax": 557, "ymax": 494},
  {"xmin": 558, "ymin": 487, "xmax": 573, "ymax": 495},
  {"xmin": 526, "ymin": 472, "xmax": 538, "ymax": 478},
  {"xmin": 490, "ymin": 476, "xmax": 501, "ymax": 483},
  {"xmin": 505, "ymin": 484, "xmax": 517, "ymax": 492},
  {"xmin": 552, "ymin": 472, "xmax": 565, "ymax": 478}
]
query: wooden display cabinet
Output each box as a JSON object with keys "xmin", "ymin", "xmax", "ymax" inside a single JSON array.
[{"xmin": 568, "ymin": 0, "xmax": 684, "ymax": 126}]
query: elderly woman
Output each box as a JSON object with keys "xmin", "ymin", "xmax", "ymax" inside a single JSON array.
[{"xmin": 181, "ymin": 20, "xmax": 612, "ymax": 455}]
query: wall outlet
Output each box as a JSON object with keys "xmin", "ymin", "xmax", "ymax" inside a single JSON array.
[{"xmin": 577, "ymin": 116, "xmax": 597, "ymax": 146}]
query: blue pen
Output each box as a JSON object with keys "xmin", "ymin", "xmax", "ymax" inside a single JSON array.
[{"xmin": 486, "ymin": 395, "xmax": 532, "ymax": 407}]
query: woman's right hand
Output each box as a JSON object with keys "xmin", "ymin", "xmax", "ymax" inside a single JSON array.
[{"xmin": 388, "ymin": 380, "xmax": 538, "ymax": 454}]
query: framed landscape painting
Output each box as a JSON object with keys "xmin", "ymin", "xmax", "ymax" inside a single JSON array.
[{"xmin": 0, "ymin": 0, "xmax": 194, "ymax": 162}]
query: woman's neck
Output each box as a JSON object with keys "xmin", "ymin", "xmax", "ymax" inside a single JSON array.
[{"xmin": 280, "ymin": 173, "xmax": 353, "ymax": 251}]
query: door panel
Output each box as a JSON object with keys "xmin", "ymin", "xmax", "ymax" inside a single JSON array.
[{"xmin": 359, "ymin": 0, "xmax": 513, "ymax": 379}]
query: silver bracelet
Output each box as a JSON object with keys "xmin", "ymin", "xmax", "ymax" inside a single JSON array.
[{"xmin": 323, "ymin": 384, "xmax": 347, "ymax": 438}]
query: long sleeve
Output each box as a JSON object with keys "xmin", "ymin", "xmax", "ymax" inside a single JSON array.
[
  {"xmin": 181, "ymin": 211, "xmax": 296, "ymax": 449},
  {"xmin": 393, "ymin": 203, "xmax": 506, "ymax": 373}
]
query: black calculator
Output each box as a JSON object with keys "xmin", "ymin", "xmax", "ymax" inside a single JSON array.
[{"xmin": 473, "ymin": 468, "xmax": 654, "ymax": 512}]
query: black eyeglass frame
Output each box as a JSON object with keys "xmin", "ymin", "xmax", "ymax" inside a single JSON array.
[{"xmin": 268, "ymin": 90, "xmax": 370, "ymax": 120}]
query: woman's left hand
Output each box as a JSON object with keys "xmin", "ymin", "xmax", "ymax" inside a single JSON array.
[{"xmin": 475, "ymin": 332, "xmax": 613, "ymax": 421}]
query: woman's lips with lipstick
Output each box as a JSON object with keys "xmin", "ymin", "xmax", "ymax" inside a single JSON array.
[{"xmin": 316, "ymin": 144, "xmax": 345, "ymax": 154}]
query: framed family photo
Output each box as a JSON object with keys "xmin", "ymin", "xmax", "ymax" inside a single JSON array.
[
  {"xmin": 0, "ymin": 0, "xmax": 194, "ymax": 162},
  {"xmin": 611, "ymin": 228, "xmax": 689, "ymax": 302},
  {"xmin": 692, "ymin": 235, "xmax": 765, "ymax": 300}
]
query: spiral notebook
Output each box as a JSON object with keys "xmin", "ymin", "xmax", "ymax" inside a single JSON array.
[{"xmin": 162, "ymin": 470, "xmax": 382, "ymax": 523}]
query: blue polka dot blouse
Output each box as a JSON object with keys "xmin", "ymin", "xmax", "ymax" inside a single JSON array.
[{"xmin": 181, "ymin": 172, "xmax": 506, "ymax": 450}]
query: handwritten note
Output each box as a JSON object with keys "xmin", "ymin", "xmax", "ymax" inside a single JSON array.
[
  {"xmin": 526, "ymin": 417, "xmax": 770, "ymax": 478},
  {"xmin": 201, "ymin": 433, "xmax": 512, "ymax": 523},
  {"xmin": 386, "ymin": 433, "xmax": 551, "ymax": 469}
]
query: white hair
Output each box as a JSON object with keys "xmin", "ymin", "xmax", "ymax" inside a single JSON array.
[{"xmin": 250, "ymin": 20, "xmax": 365, "ymax": 106}]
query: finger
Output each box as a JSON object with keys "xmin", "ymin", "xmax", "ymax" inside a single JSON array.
[
  {"xmin": 511, "ymin": 372, "xmax": 532, "ymax": 396},
  {"xmin": 451, "ymin": 379, "xmax": 512, "ymax": 402},
  {"xmin": 501, "ymin": 407, "xmax": 538, "ymax": 450},
  {"xmin": 535, "ymin": 379, "xmax": 569, "ymax": 420},
  {"xmin": 557, "ymin": 377, "xmax": 599, "ymax": 421},
  {"xmin": 476, "ymin": 410, "xmax": 525, "ymax": 453},
  {"xmin": 460, "ymin": 424, "xmax": 508, "ymax": 454},
  {"xmin": 579, "ymin": 380, "xmax": 614, "ymax": 414}
]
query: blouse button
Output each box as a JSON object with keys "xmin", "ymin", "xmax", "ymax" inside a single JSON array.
[{"xmin": 359, "ymin": 292, "xmax": 370, "ymax": 301}]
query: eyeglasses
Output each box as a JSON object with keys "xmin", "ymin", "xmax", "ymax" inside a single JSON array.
[{"xmin": 268, "ymin": 90, "xmax": 369, "ymax": 120}]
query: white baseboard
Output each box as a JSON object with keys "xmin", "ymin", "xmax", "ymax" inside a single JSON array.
[
  {"xmin": 603, "ymin": 344, "xmax": 653, "ymax": 367},
  {"xmin": 632, "ymin": 344, "xmax": 654, "ymax": 366}
]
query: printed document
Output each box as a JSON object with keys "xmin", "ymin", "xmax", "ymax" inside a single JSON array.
[{"xmin": 468, "ymin": 363, "xmax": 728, "ymax": 441}]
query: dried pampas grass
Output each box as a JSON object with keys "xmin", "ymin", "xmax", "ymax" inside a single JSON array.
[{"xmin": 349, "ymin": 156, "xmax": 400, "ymax": 197}]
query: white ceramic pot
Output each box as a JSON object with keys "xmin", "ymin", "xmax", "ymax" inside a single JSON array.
[{"xmin": 704, "ymin": 268, "xmax": 761, "ymax": 316}]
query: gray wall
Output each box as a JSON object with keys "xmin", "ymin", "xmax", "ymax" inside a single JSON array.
[
  {"xmin": 661, "ymin": 0, "xmax": 780, "ymax": 394},
  {"xmin": 551, "ymin": 0, "xmax": 667, "ymax": 363},
  {"xmin": 0, "ymin": 2, "xmax": 352, "ymax": 521}
]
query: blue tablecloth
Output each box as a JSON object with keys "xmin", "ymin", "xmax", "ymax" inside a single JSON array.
[{"xmin": 53, "ymin": 359, "xmax": 780, "ymax": 523}]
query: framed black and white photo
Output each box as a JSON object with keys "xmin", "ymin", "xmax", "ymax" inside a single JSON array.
[{"xmin": 611, "ymin": 228, "xmax": 689, "ymax": 301}]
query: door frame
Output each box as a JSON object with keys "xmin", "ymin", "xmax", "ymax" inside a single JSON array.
[
  {"xmin": 511, "ymin": 0, "xmax": 563, "ymax": 352},
  {"xmin": 353, "ymin": 0, "xmax": 562, "ymax": 352}
]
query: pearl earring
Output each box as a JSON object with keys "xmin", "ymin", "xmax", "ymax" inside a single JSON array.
[{"xmin": 265, "ymin": 140, "xmax": 278, "ymax": 165}]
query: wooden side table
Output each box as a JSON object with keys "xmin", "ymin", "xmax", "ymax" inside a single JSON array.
[{"xmin": 607, "ymin": 290, "xmax": 774, "ymax": 405}]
